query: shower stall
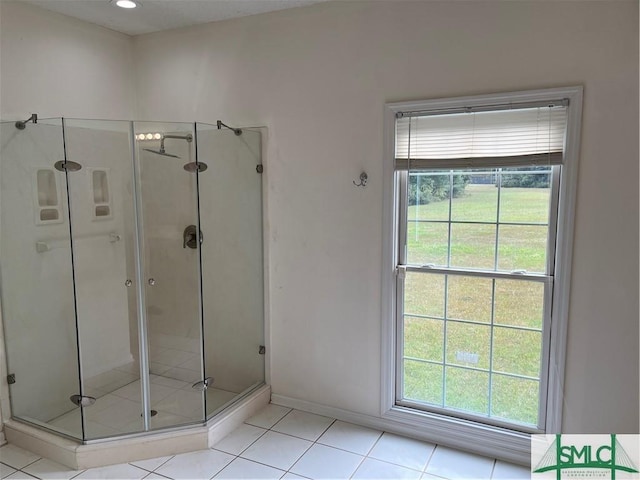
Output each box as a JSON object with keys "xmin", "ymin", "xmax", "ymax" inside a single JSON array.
[{"xmin": 0, "ymin": 117, "xmax": 264, "ymax": 442}]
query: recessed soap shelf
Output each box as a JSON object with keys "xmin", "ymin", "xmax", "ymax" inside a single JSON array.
[
  {"xmin": 34, "ymin": 168, "xmax": 63, "ymax": 225},
  {"xmin": 90, "ymin": 168, "xmax": 112, "ymax": 220}
]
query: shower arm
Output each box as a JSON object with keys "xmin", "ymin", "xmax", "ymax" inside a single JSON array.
[
  {"xmin": 157, "ymin": 134, "xmax": 193, "ymax": 153},
  {"xmin": 163, "ymin": 134, "xmax": 193, "ymax": 142}
]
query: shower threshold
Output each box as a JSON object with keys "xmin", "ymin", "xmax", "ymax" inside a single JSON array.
[{"xmin": 3, "ymin": 384, "xmax": 270, "ymax": 470}]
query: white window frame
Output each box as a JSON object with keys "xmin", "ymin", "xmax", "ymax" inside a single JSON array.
[{"xmin": 381, "ymin": 87, "xmax": 583, "ymax": 463}]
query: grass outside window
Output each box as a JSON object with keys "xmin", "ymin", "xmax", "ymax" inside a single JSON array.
[{"xmin": 401, "ymin": 171, "xmax": 552, "ymax": 428}]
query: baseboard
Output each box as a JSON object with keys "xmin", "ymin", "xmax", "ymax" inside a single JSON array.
[{"xmin": 271, "ymin": 394, "xmax": 531, "ymax": 466}]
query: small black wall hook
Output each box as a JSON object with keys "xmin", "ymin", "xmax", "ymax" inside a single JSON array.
[{"xmin": 353, "ymin": 172, "xmax": 368, "ymax": 187}]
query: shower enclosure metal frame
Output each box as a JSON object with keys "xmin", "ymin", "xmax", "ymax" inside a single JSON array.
[{"xmin": 0, "ymin": 116, "xmax": 265, "ymax": 443}]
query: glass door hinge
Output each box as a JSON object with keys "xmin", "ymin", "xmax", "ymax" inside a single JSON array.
[
  {"xmin": 192, "ymin": 377, "xmax": 214, "ymax": 391},
  {"xmin": 70, "ymin": 394, "xmax": 96, "ymax": 407}
]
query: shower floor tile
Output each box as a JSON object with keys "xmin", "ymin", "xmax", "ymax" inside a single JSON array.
[
  {"xmin": 153, "ymin": 390, "xmax": 204, "ymax": 419},
  {"xmin": 90, "ymin": 398, "xmax": 146, "ymax": 429},
  {"xmin": 206, "ymin": 389, "xmax": 238, "ymax": 412},
  {"xmin": 46, "ymin": 381, "xmax": 241, "ymax": 439},
  {"xmin": 149, "ymin": 348, "xmax": 197, "ymax": 369},
  {"xmin": 149, "ymin": 374, "xmax": 189, "ymax": 390},
  {"xmin": 149, "ymin": 362, "xmax": 172, "ymax": 376},
  {"xmin": 48, "ymin": 410, "xmax": 82, "ymax": 435},
  {"xmin": 112, "ymin": 380, "xmax": 177, "ymax": 404},
  {"xmin": 162, "ymin": 367, "xmax": 201, "ymax": 383},
  {"xmin": 84, "ymin": 370, "xmax": 137, "ymax": 393},
  {"xmin": 150, "ymin": 333, "xmax": 200, "ymax": 354}
]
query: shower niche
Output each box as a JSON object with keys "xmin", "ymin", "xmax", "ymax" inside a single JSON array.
[{"xmin": 0, "ymin": 118, "xmax": 265, "ymax": 443}]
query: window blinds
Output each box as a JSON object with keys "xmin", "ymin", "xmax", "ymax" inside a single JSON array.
[{"xmin": 395, "ymin": 104, "xmax": 568, "ymax": 170}]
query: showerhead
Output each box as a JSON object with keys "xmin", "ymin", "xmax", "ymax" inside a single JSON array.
[{"xmin": 143, "ymin": 148, "xmax": 180, "ymax": 158}]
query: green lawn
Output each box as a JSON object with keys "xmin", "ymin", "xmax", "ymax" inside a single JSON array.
[{"xmin": 402, "ymin": 185, "xmax": 549, "ymax": 426}]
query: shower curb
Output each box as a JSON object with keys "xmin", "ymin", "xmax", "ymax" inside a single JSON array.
[{"xmin": 4, "ymin": 384, "xmax": 270, "ymax": 470}]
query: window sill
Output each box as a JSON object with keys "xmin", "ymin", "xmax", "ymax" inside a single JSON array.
[{"xmin": 382, "ymin": 404, "xmax": 532, "ymax": 466}]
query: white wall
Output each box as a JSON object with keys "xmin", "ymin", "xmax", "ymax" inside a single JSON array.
[
  {"xmin": 0, "ymin": 1, "xmax": 134, "ymax": 120},
  {"xmin": 132, "ymin": 0, "xmax": 639, "ymax": 433}
]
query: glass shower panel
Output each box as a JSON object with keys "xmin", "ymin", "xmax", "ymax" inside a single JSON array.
[
  {"xmin": 196, "ymin": 124, "xmax": 265, "ymax": 418},
  {"xmin": 0, "ymin": 119, "xmax": 83, "ymax": 439},
  {"xmin": 134, "ymin": 122, "xmax": 205, "ymax": 428},
  {"xmin": 63, "ymin": 119, "xmax": 143, "ymax": 439}
]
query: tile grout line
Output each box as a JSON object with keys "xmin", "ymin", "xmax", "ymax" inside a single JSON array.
[
  {"xmin": 275, "ymin": 414, "xmax": 332, "ymax": 475},
  {"xmin": 362, "ymin": 456, "xmax": 425, "ymax": 475},
  {"xmin": 211, "ymin": 426, "xmax": 268, "ymax": 458},
  {"xmin": 131, "ymin": 454, "xmax": 176, "ymax": 474},
  {"xmin": 269, "ymin": 418, "xmax": 336, "ymax": 443},
  {"xmin": 219, "ymin": 414, "xmax": 310, "ymax": 476},
  {"xmin": 19, "ymin": 457, "xmax": 42, "ymax": 472},
  {"xmin": 205, "ymin": 455, "xmax": 232, "ymax": 480},
  {"xmin": 314, "ymin": 438, "xmax": 381, "ymax": 458},
  {"xmin": 217, "ymin": 455, "xmax": 288, "ymax": 478},
  {"xmin": 363, "ymin": 429, "xmax": 385, "ymax": 456},
  {"xmin": 242, "ymin": 457, "xmax": 287, "ymax": 476},
  {"xmin": 347, "ymin": 450, "xmax": 367, "ymax": 479},
  {"xmin": 69, "ymin": 468, "xmax": 84, "ymax": 479},
  {"xmin": 281, "ymin": 436, "xmax": 314, "ymax": 474},
  {"xmin": 362, "ymin": 433, "xmax": 434, "ymax": 474},
  {"xmin": 489, "ymin": 457, "xmax": 497, "ymax": 479},
  {"xmin": 422, "ymin": 442, "xmax": 438, "ymax": 472}
]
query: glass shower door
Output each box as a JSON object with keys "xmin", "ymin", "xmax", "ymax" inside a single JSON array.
[
  {"xmin": 63, "ymin": 119, "xmax": 144, "ymax": 439},
  {"xmin": 0, "ymin": 118, "xmax": 83, "ymax": 439},
  {"xmin": 196, "ymin": 124, "xmax": 265, "ymax": 417},
  {"xmin": 134, "ymin": 122, "xmax": 205, "ymax": 428}
]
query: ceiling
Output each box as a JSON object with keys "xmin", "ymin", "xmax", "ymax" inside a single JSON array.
[{"xmin": 17, "ymin": 0, "xmax": 331, "ymax": 36}]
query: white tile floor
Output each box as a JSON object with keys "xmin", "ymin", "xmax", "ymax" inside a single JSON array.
[{"xmin": 1, "ymin": 404, "xmax": 532, "ymax": 479}]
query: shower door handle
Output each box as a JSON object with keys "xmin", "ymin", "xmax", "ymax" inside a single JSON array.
[{"xmin": 183, "ymin": 225, "xmax": 203, "ymax": 249}]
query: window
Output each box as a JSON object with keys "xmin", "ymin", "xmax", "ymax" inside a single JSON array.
[{"xmin": 382, "ymin": 88, "xmax": 582, "ymax": 445}]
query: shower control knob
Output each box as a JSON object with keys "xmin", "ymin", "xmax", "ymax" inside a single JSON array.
[
  {"xmin": 125, "ymin": 279, "xmax": 132, "ymax": 287},
  {"xmin": 148, "ymin": 278, "xmax": 156, "ymax": 286}
]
